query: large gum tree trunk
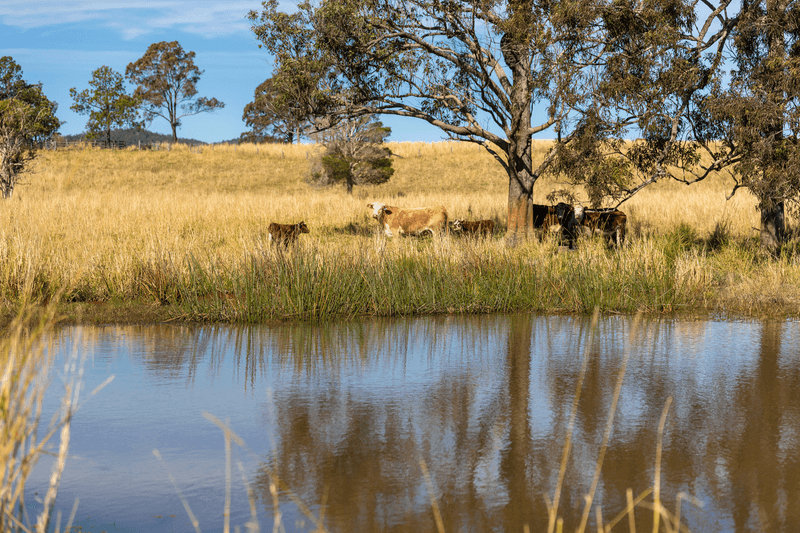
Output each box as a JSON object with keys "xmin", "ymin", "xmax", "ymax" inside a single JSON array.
[
  {"xmin": 505, "ymin": 141, "xmax": 537, "ymax": 247},
  {"xmin": 760, "ymin": 200, "xmax": 785, "ymax": 254}
]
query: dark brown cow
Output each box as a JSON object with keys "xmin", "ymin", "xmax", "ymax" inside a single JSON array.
[
  {"xmin": 532, "ymin": 204, "xmax": 559, "ymax": 230},
  {"xmin": 268, "ymin": 221, "xmax": 310, "ymax": 248},
  {"xmin": 573, "ymin": 206, "xmax": 627, "ymax": 247},
  {"xmin": 452, "ymin": 219, "xmax": 495, "ymax": 237}
]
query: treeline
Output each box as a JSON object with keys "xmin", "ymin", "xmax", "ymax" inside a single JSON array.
[{"xmin": 58, "ymin": 128, "xmax": 205, "ymax": 147}]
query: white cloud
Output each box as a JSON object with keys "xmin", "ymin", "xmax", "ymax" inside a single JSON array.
[{"xmin": 0, "ymin": 1, "xmax": 261, "ymax": 39}]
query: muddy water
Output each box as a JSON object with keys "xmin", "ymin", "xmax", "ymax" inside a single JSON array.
[{"xmin": 28, "ymin": 315, "xmax": 800, "ymax": 532}]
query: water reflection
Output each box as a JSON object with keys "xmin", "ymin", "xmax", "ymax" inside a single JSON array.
[{"xmin": 31, "ymin": 315, "xmax": 800, "ymax": 532}]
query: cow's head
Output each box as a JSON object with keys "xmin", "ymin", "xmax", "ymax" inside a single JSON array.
[
  {"xmin": 572, "ymin": 205, "xmax": 585, "ymax": 224},
  {"xmin": 367, "ymin": 202, "xmax": 391, "ymax": 220},
  {"xmin": 452, "ymin": 219, "xmax": 464, "ymax": 232},
  {"xmin": 296, "ymin": 221, "xmax": 310, "ymax": 234},
  {"xmin": 555, "ymin": 202, "xmax": 573, "ymax": 224}
]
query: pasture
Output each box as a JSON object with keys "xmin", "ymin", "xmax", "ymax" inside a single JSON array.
[{"xmin": 1, "ymin": 140, "xmax": 798, "ymax": 323}]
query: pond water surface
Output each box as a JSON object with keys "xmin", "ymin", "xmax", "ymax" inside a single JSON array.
[{"xmin": 27, "ymin": 314, "xmax": 800, "ymax": 532}]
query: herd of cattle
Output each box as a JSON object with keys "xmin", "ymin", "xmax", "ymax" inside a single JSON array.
[{"xmin": 268, "ymin": 201, "xmax": 627, "ymax": 249}]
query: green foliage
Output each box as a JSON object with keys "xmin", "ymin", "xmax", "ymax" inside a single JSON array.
[
  {"xmin": 70, "ymin": 66, "xmax": 141, "ymax": 144},
  {"xmin": 689, "ymin": 0, "xmax": 800, "ymax": 251},
  {"xmin": 126, "ymin": 41, "xmax": 224, "ymax": 142},
  {"xmin": 241, "ymin": 77, "xmax": 313, "ymax": 143},
  {"xmin": 0, "ymin": 56, "xmax": 60, "ymax": 198}
]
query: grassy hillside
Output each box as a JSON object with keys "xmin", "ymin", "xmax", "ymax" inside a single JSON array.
[{"xmin": 2, "ymin": 140, "xmax": 798, "ymax": 323}]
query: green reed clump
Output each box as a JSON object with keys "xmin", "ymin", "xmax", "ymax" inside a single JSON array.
[
  {"xmin": 2, "ymin": 230, "xmax": 797, "ymax": 322},
  {"xmin": 158, "ymin": 236, "xmax": 713, "ymax": 322}
]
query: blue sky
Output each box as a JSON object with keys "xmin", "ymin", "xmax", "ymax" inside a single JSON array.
[{"xmin": 0, "ymin": 1, "xmax": 445, "ymax": 143}]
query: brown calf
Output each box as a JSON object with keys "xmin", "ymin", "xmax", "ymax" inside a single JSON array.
[
  {"xmin": 268, "ymin": 221, "xmax": 310, "ymax": 248},
  {"xmin": 452, "ymin": 219, "xmax": 495, "ymax": 237},
  {"xmin": 574, "ymin": 207, "xmax": 627, "ymax": 247}
]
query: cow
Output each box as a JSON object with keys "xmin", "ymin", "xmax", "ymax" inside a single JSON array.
[
  {"xmin": 268, "ymin": 221, "xmax": 310, "ymax": 248},
  {"xmin": 452, "ymin": 219, "xmax": 495, "ymax": 237},
  {"xmin": 531, "ymin": 203, "xmax": 560, "ymax": 231},
  {"xmin": 526, "ymin": 203, "xmax": 568, "ymax": 243},
  {"xmin": 573, "ymin": 206, "xmax": 627, "ymax": 247},
  {"xmin": 554, "ymin": 202, "xmax": 581, "ymax": 249},
  {"xmin": 367, "ymin": 202, "xmax": 449, "ymax": 237}
]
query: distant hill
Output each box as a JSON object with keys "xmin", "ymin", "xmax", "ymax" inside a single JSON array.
[{"xmin": 60, "ymin": 128, "xmax": 206, "ymax": 146}]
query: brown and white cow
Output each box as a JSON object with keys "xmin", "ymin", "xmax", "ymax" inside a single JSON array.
[
  {"xmin": 452, "ymin": 219, "xmax": 495, "ymax": 237},
  {"xmin": 268, "ymin": 221, "xmax": 310, "ymax": 248},
  {"xmin": 573, "ymin": 206, "xmax": 627, "ymax": 247},
  {"xmin": 367, "ymin": 202, "xmax": 449, "ymax": 237}
]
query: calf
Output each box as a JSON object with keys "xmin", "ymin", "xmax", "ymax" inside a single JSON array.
[
  {"xmin": 573, "ymin": 206, "xmax": 627, "ymax": 247},
  {"xmin": 268, "ymin": 221, "xmax": 310, "ymax": 248},
  {"xmin": 452, "ymin": 219, "xmax": 495, "ymax": 237},
  {"xmin": 367, "ymin": 202, "xmax": 448, "ymax": 237}
]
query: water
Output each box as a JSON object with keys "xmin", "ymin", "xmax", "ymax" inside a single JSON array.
[{"xmin": 26, "ymin": 314, "xmax": 800, "ymax": 532}]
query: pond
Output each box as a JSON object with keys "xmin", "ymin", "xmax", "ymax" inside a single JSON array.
[{"xmin": 27, "ymin": 314, "xmax": 800, "ymax": 532}]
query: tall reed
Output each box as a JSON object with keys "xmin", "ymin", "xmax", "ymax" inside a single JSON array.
[{"xmin": 0, "ymin": 304, "xmax": 74, "ymax": 533}]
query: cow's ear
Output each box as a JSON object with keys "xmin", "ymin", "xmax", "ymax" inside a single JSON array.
[
  {"xmin": 367, "ymin": 203, "xmax": 373, "ymax": 208},
  {"xmin": 383, "ymin": 208, "xmax": 392, "ymax": 215}
]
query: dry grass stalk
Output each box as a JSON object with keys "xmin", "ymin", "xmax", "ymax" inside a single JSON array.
[
  {"xmin": 653, "ymin": 397, "xmax": 673, "ymax": 533},
  {"xmin": 419, "ymin": 458, "xmax": 446, "ymax": 533},
  {"xmin": 0, "ymin": 302, "xmax": 94, "ymax": 533},
  {"xmin": 547, "ymin": 308, "xmax": 600, "ymax": 532},
  {"xmin": 577, "ymin": 315, "xmax": 638, "ymax": 531}
]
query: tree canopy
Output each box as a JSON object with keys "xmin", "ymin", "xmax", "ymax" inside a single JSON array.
[
  {"xmin": 70, "ymin": 66, "xmax": 141, "ymax": 144},
  {"xmin": 241, "ymin": 78, "xmax": 315, "ymax": 143},
  {"xmin": 309, "ymin": 116, "xmax": 394, "ymax": 193},
  {"xmin": 0, "ymin": 56, "xmax": 60, "ymax": 198},
  {"xmin": 126, "ymin": 41, "xmax": 224, "ymax": 142},
  {"xmin": 689, "ymin": 0, "xmax": 800, "ymax": 252},
  {"xmin": 249, "ymin": 0, "xmax": 735, "ymax": 245}
]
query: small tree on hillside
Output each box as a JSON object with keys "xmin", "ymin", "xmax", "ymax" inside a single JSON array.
[
  {"xmin": 309, "ymin": 116, "xmax": 393, "ymax": 194},
  {"xmin": 0, "ymin": 56, "xmax": 60, "ymax": 198},
  {"xmin": 241, "ymin": 78, "xmax": 312, "ymax": 143},
  {"xmin": 70, "ymin": 66, "xmax": 141, "ymax": 144},
  {"xmin": 126, "ymin": 41, "xmax": 224, "ymax": 142}
]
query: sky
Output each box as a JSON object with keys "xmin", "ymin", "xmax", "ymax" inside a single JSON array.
[{"xmin": 0, "ymin": 0, "xmax": 445, "ymax": 143}]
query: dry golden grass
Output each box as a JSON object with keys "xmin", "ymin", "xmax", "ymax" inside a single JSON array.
[
  {"xmin": 0, "ymin": 140, "xmax": 796, "ymax": 320},
  {"xmin": 17, "ymin": 139, "xmax": 765, "ymax": 242}
]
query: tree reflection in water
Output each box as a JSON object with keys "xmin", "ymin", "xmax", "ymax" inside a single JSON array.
[
  {"xmin": 49, "ymin": 316, "xmax": 800, "ymax": 532},
  {"xmin": 199, "ymin": 316, "xmax": 788, "ymax": 533}
]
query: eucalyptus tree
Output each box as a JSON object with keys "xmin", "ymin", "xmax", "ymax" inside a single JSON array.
[
  {"xmin": 0, "ymin": 56, "xmax": 60, "ymax": 199},
  {"xmin": 691, "ymin": 0, "xmax": 800, "ymax": 252},
  {"xmin": 126, "ymin": 41, "xmax": 224, "ymax": 142},
  {"xmin": 249, "ymin": 0, "xmax": 617, "ymax": 245},
  {"xmin": 241, "ymin": 77, "xmax": 314, "ymax": 143},
  {"xmin": 249, "ymin": 0, "xmax": 737, "ymax": 244},
  {"xmin": 70, "ymin": 66, "xmax": 140, "ymax": 144}
]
